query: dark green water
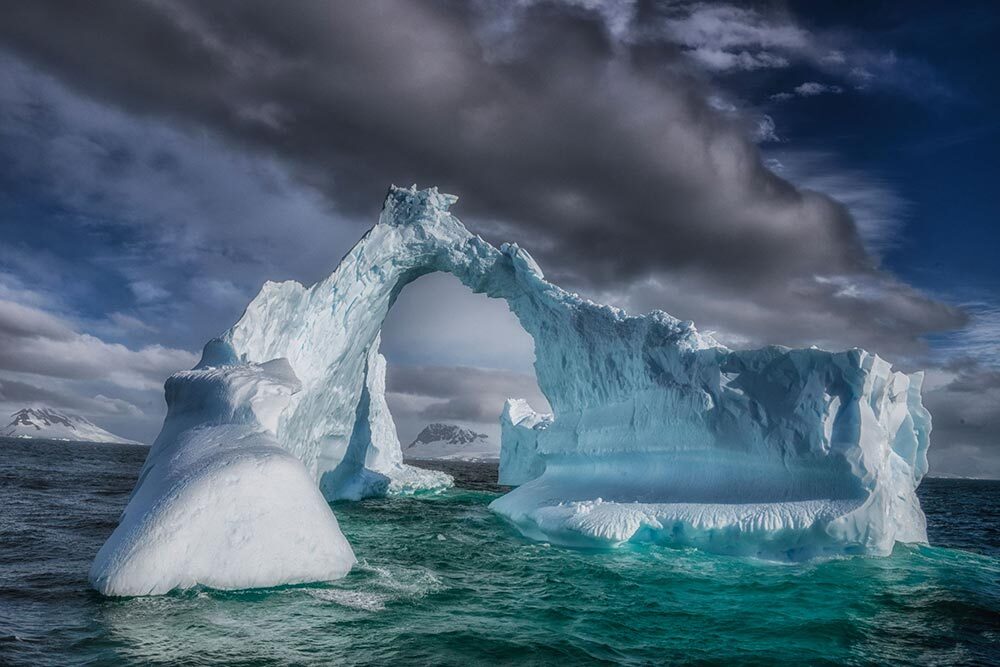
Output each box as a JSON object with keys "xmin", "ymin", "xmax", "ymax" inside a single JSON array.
[{"xmin": 1, "ymin": 439, "xmax": 998, "ymax": 666}]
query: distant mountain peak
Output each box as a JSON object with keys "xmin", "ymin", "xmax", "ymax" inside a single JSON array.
[
  {"xmin": 409, "ymin": 423, "xmax": 488, "ymax": 448},
  {"xmin": 2, "ymin": 407, "xmax": 140, "ymax": 444},
  {"xmin": 10, "ymin": 407, "xmax": 76, "ymax": 429},
  {"xmin": 404, "ymin": 423, "xmax": 498, "ymax": 461}
]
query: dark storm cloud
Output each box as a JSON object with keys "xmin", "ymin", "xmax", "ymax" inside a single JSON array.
[{"xmin": 0, "ymin": 0, "xmax": 964, "ymax": 356}]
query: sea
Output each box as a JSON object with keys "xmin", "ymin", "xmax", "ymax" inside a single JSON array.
[{"xmin": 1, "ymin": 438, "xmax": 998, "ymax": 666}]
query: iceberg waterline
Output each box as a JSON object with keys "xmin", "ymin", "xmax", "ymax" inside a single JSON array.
[{"xmin": 91, "ymin": 186, "xmax": 931, "ymax": 595}]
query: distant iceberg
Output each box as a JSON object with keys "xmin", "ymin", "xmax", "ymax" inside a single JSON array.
[{"xmin": 92, "ymin": 186, "xmax": 931, "ymax": 595}]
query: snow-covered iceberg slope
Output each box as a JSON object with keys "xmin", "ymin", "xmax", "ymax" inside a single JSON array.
[
  {"xmin": 93, "ymin": 185, "xmax": 931, "ymax": 595},
  {"xmin": 90, "ymin": 360, "xmax": 356, "ymax": 595}
]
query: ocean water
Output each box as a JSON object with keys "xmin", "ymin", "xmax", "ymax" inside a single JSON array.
[{"xmin": 1, "ymin": 439, "xmax": 998, "ymax": 666}]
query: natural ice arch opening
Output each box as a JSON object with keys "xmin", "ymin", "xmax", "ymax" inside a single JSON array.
[
  {"xmin": 208, "ymin": 197, "xmax": 564, "ymax": 502},
  {"xmin": 311, "ymin": 263, "xmax": 555, "ymax": 500},
  {"xmin": 91, "ymin": 185, "xmax": 932, "ymax": 596},
  {"xmin": 378, "ymin": 271, "xmax": 550, "ymax": 456},
  {"xmin": 202, "ymin": 187, "xmax": 578, "ymax": 504}
]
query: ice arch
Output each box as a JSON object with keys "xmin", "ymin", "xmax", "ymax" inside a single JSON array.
[
  {"xmin": 91, "ymin": 186, "xmax": 931, "ymax": 596},
  {"xmin": 205, "ymin": 186, "xmax": 566, "ymax": 501}
]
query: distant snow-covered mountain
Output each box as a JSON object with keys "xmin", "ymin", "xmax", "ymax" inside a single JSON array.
[
  {"xmin": 404, "ymin": 423, "xmax": 499, "ymax": 461},
  {"xmin": 1, "ymin": 408, "xmax": 141, "ymax": 444}
]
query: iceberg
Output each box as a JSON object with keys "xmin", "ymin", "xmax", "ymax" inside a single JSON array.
[
  {"xmin": 93, "ymin": 185, "xmax": 931, "ymax": 595},
  {"xmin": 90, "ymin": 359, "xmax": 356, "ymax": 595},
  {"xmin": 498, "ymin": 399, "xmax": 553, "ymax": 486},
  {"xmin": 491, "ymin": 347, "xmax": 930, "ymax": 559}
]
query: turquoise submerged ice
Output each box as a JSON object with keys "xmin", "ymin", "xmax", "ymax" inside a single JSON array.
[{"xmin": 91, "ymin": 186, "xmax": 931, "ymax": 595}]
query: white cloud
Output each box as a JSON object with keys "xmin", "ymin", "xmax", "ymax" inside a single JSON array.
[
  {"xmin": 772, "ymin": 82, "xmax": 844, "ymax": 100},
  {"xmin": 794, "ymin": 81, "xmax": 843, "ymax": 96},
  {"xmin": 129, "ymin": 280, "xmax": 171, "ymax": 304},
  {"xmin": 0, "ymin": 298, "xmax": 74, "ymax": 341},
  {"xmin": 0, "ymin": 376, "xmax": 141, "ymax": 418},
  {"xmin": 932, "ymin": 303, "xmax": 1000, "ymax": 368},
  {"xmin": 638, "ymin": 2, "xmax": 940, "ymax": 102},
  {"xmin": 662, "ymin": 2, "xmax": 805, "ymax": 72},
  {"xmin": 108, "ymin": 312, "xmax": 157, "ymax": 334},
  {"xmin": 662, "ymin": 4, "xmax": 809, "ymax": 52},
  {"xmin": 764, "ymin": 150, "xmax": 907, "ymax": 257},
  {"xmin": 0, "ymin": 283, "xmax": 196, "ymax": 392},
  {"xmin": 686, "ymin": 48, "xmax": 789, "ymax": 71},
  {"xmin": 849, "ymin": 66, "xmax": 875, "ymax": 87},
  {"xmin": 482, "ymin": 1, "xmax": 942, "ymax": 103},
  {"xmin": 753, "ymin": 114, "xmax": 779, "ymax": 143},
  {"xmin": 821, "ymin": 50, "xmax": 846, "ymax": 65},
  {"xmin": 0, "ymin": 282, "xmax": 197, "ymax": 440}
]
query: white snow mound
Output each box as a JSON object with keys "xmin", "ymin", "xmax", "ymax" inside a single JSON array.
[{"xmin": 90, "ymin": 360, "xmax": 356, "ymax": 595}]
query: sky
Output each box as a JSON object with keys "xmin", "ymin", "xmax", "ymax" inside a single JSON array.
[{"xmin": 0, "ymin": 1, "xmax": 997, "ymax": 476}]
